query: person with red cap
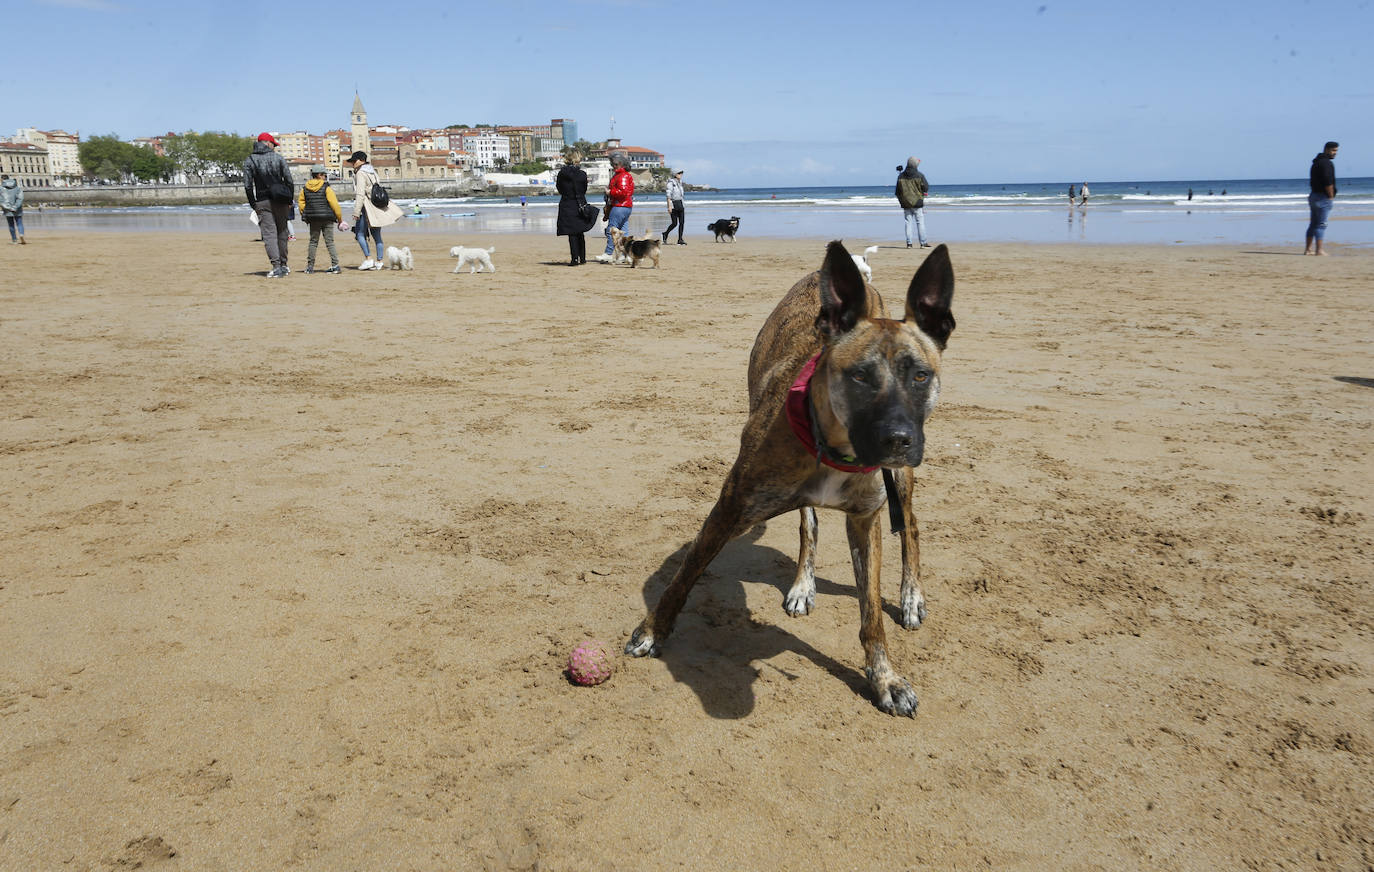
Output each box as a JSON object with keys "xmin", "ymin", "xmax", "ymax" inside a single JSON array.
[{"xmin": 243, "ymin": 132, "xmax": 294, "ymax": 278}]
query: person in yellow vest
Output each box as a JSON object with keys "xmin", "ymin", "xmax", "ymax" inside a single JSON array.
[{"xmin": 296, "ymin": 165, "xmax": 344, "ymax": 274}]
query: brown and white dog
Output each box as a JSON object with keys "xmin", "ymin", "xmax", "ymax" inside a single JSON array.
[
  {"xmin": 609, "ymin": 227, "xmax": 662, "ymax": 268},
  {"xmin": 626, "ymin": 240, "xmax": 956, "ymax": 716}
]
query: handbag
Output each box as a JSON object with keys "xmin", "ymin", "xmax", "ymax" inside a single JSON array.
[
  {"xmin": 370, "ymin": 181, "xmax": 390, "ymax": 209},
  {"xmin": 578, "ymin": 201, "xmax": 599, "ymax": 225},
  {"xmin": 268, "ymin": 180, "xmax": 293, "ymax": 204}
]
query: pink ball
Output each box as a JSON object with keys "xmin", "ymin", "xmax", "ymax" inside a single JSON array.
[{"xmin": 567, "ymin": 640, "xmax": 614, "ymax": 686}]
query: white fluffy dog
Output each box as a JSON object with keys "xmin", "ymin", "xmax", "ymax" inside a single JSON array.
[
  {"xmin": 852, "ymin": 245, "xmax": 879, "ymax": 283},
  {"xmin": 449, "ymin": 245, "xmax": 496, "ymax": 273},
  {"xmin": 385, "ymin": 245, "xmax": 413, "ymax": 270}
]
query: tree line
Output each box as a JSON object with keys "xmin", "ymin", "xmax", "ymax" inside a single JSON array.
[{"xmin": 78, "ymin": 132, "xmax": 256, "ymax": 184}]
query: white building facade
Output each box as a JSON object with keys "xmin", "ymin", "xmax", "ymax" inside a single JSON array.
[
  {"xmin": 15, "ymin": 128, "xmax": 79, "ymax": 185},
  {"xmin": 460, "ymin": 131, "xmax": 511, "ymax": 169}
]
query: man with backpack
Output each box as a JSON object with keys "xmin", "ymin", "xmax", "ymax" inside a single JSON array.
[
  {"xmin": 243, "ymin": 132, "xmax": 294, "ymax": 278},
  {"xmin": 894, "ymin": 156, "xmax": 930, "ymax": 249}
]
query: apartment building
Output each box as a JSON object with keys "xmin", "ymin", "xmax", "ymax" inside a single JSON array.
[
  {"xmin": 15, "ymin": 128, "xmax": 81, "ymax": 185},
  {"xmin": 459, "ymin": 131, "xmax": 510, "ymax": 169},
  {"xmin": 0, "ymin": 142, "xmax": 52, "ymax": 188},
  {"xmin": 551, "ymin": 118, "xmax": 577, "ymax": 145}
]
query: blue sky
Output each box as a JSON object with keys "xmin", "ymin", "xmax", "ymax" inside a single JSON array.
[{"xmin": 5, "ymin": 0, "xmax": 1370, "ymax": 187}]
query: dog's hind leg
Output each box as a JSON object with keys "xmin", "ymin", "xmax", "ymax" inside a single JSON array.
[
  {"xmin": 627, "ymin": 472, "xmax": 770, "ymax": 657},
  {"xmin": 890, "ymin": 467, "xmax": 927, "ymax": 630},
  {"xmin": 783, "ymin": 507, "xmax": 819, "ymax": 616},
  {"xmin": 848, "ymin": 508, "xmax": 918, "ymax": 717}
]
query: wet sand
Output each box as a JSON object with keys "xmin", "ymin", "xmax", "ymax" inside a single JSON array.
[{"xmin": 1, "ymin": 232, "xmax": 1371, "ymax": 870}]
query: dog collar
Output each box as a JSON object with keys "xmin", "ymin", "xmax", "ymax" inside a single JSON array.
[{"xmin": 785, "ymin": 352, "xmax": 879, "ymax": 474}]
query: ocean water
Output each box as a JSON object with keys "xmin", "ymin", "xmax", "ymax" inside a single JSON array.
[{"xmin": 21, "ymin": 177, "xmax": 1374, "ymax": 246}]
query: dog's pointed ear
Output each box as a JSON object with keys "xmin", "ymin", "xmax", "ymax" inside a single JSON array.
[
  {"xmin": 904, "ymin": 243, "xmax": 956, "ymax": 349},
  {"xmin": 816, "ymin": 240, "xmax": 870, "ymax": 339}
]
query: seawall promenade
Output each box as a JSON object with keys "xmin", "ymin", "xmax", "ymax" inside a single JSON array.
[{"xmin": 23, "ymin": 177, "xmax": 508, "ymax": 207}]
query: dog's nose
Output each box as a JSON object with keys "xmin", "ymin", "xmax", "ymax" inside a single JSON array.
[{"xmin": 883, "ymin": 428, "xmax": 914, "ymax": 454}]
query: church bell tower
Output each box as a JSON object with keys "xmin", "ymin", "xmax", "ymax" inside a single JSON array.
[{"xmin": 350, "ymin": 92, "xmax": 371, "ymax": 158}]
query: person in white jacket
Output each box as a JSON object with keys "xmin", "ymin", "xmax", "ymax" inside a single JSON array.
[{"xmin": 345, "ymin": 150, "xmax": 404, "ymax": 270}]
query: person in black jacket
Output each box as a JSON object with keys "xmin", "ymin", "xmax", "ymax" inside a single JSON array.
[
  {"xmin": 1305, "ymin": 141, "xmax": 1339, "ymax": 256},
  {"xmin": 555, "ymin": 151, "xmax": 595, "ymax": 265},
  {"xmin": 243, "ymin": 132, "xmax": 294, "ymax": 278}
]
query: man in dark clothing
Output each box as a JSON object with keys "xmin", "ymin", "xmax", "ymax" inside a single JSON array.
[
  {"xmin": 895, "ymin": 156, "xmax": 930, "ymax": 248},
  {"xmin": 1305, "ymin": 141, "xmax": 1339, "ymax": 256},
  {"xmin": 243, "ymin": 132, "xmax": 294, "ymax": 277}
]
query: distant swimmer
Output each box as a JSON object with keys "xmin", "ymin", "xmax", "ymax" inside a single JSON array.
[
  {"xmin": 1187, "ymin": 188, "xmax": 1193, "ymax": 200},
  {"xmin": 1068, "ymin": 184, "xmax": 1076, "ymax": 203},
  {"xmin": 1221, "ymin": 189, "xmax": 1226, "ymax": 195},
  {"xmin": 1079, "ymin": 182, "xmax": 1090, "ymax": 206},
  {"xmin": 1208, "ymin": 189, "xmax": 1214, "ymax": 195}
]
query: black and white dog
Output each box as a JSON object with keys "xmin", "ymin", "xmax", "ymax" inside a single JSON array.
[{"xmin": 707, "ymin": 216, "xmax": 741, "ymax": 242}]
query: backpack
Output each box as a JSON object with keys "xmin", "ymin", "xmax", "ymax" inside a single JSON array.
[{"xmin": 369, "ymin": 180, "xmax": 390, "ymax": 209}]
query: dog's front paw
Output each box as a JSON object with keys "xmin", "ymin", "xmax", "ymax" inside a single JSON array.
[
  {"xmin": 783, "ymin": 584, "xmax": 815, "ymax": 617},
  {"xmin": 624, "ymin": 626, "xmax": 660, "ymax": 658},
  {"xmin": 867, "ymin": 669, "xmax": 919, "ymax": 718},
  {"xmin": 899, "ymin": 590, "xmax": 927, "ymax": 630}
]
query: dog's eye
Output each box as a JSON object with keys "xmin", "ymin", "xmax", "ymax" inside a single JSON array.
[
  {"xmin": 912, "ymin": 371, "xmax": 929, "ymax": 384},
  {"xmin": 849, "ymin": 370, "xmax": 869, "ymax": 384}
]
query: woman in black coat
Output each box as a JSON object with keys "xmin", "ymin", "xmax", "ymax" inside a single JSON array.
[{"xmin": 555, "ymin": 151, "xmax": 595, "ymax": 265}]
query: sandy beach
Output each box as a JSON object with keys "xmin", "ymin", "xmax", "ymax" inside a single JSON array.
[{"xmin": 1, "ymin": 231, "xmax": 1370, "ymax": 870}]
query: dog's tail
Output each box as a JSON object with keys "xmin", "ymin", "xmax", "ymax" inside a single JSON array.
[
  {"xmin": 487, "ymin": 246, "xmax": 496, "ymax": 253},
  {"xmin": 862, "ymin": 245, "xmax": 878, "ymax": 263}
]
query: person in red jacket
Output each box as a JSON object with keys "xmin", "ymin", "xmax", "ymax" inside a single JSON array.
[{"xmin": 596, "ymin": 154, "xmax": 634, "ymax": 262}]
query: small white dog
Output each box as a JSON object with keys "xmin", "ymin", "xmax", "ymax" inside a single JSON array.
[
  {"xmin": 852, "ymin": 245, "xmax": 879, "ymax": 283},
  {"xmin": 450, "ymin": 245, "xmax": 496, "ymax": 273},
  {"xmin": 385, "ymin": 245, "xmax": 413, "ymax": 270}
]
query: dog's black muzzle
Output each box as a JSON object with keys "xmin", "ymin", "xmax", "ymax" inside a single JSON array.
[{"xmin": 852, "ymin": 412, "xmax": 925, "ymax": 469}]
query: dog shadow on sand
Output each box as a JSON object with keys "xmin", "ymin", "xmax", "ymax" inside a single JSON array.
[{"xmin": 637, "ymin": 522, "xmax": 905, "ymax": 719}]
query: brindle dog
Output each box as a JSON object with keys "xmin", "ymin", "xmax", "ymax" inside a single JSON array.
[{"xmin": 626, "ymin": 240, "xmax": 956, "ymax": 716}]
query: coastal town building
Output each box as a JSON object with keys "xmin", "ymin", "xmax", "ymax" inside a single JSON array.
[
  {"xmin": 619, "ymin": 146, "xmax": 665, "ymax": 169},
  {"xmin": 0, "ymin": 142, "xmax": 52, "ymax": 188},
  {"xmin": 14, "ymin": 128, "xmax": 80, "ymax": 185},
  {"xmin": 273, "ymin": 131, "xmax": 337, "ymax": 166},
  {"xmin": 461, "ymin": 131, "xmax": 511, "ymax": 169},
  {"xmin": 129, "ymin": 136, "xmax": 165, "ymax": 155},
  {"xmin": 596, "ymin": 138, "xmax": 664, "ymax": 169},
  {"xmin": 11, "ymin": 99, "xmax": 652, "ymax": 190},
  {"xmin": 552, "ymin": 119, "xmax": 577, "ymax": 145},
  {"xmin": 349, "ymin": 93, "xmax": 371, "ymax": 162}
]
